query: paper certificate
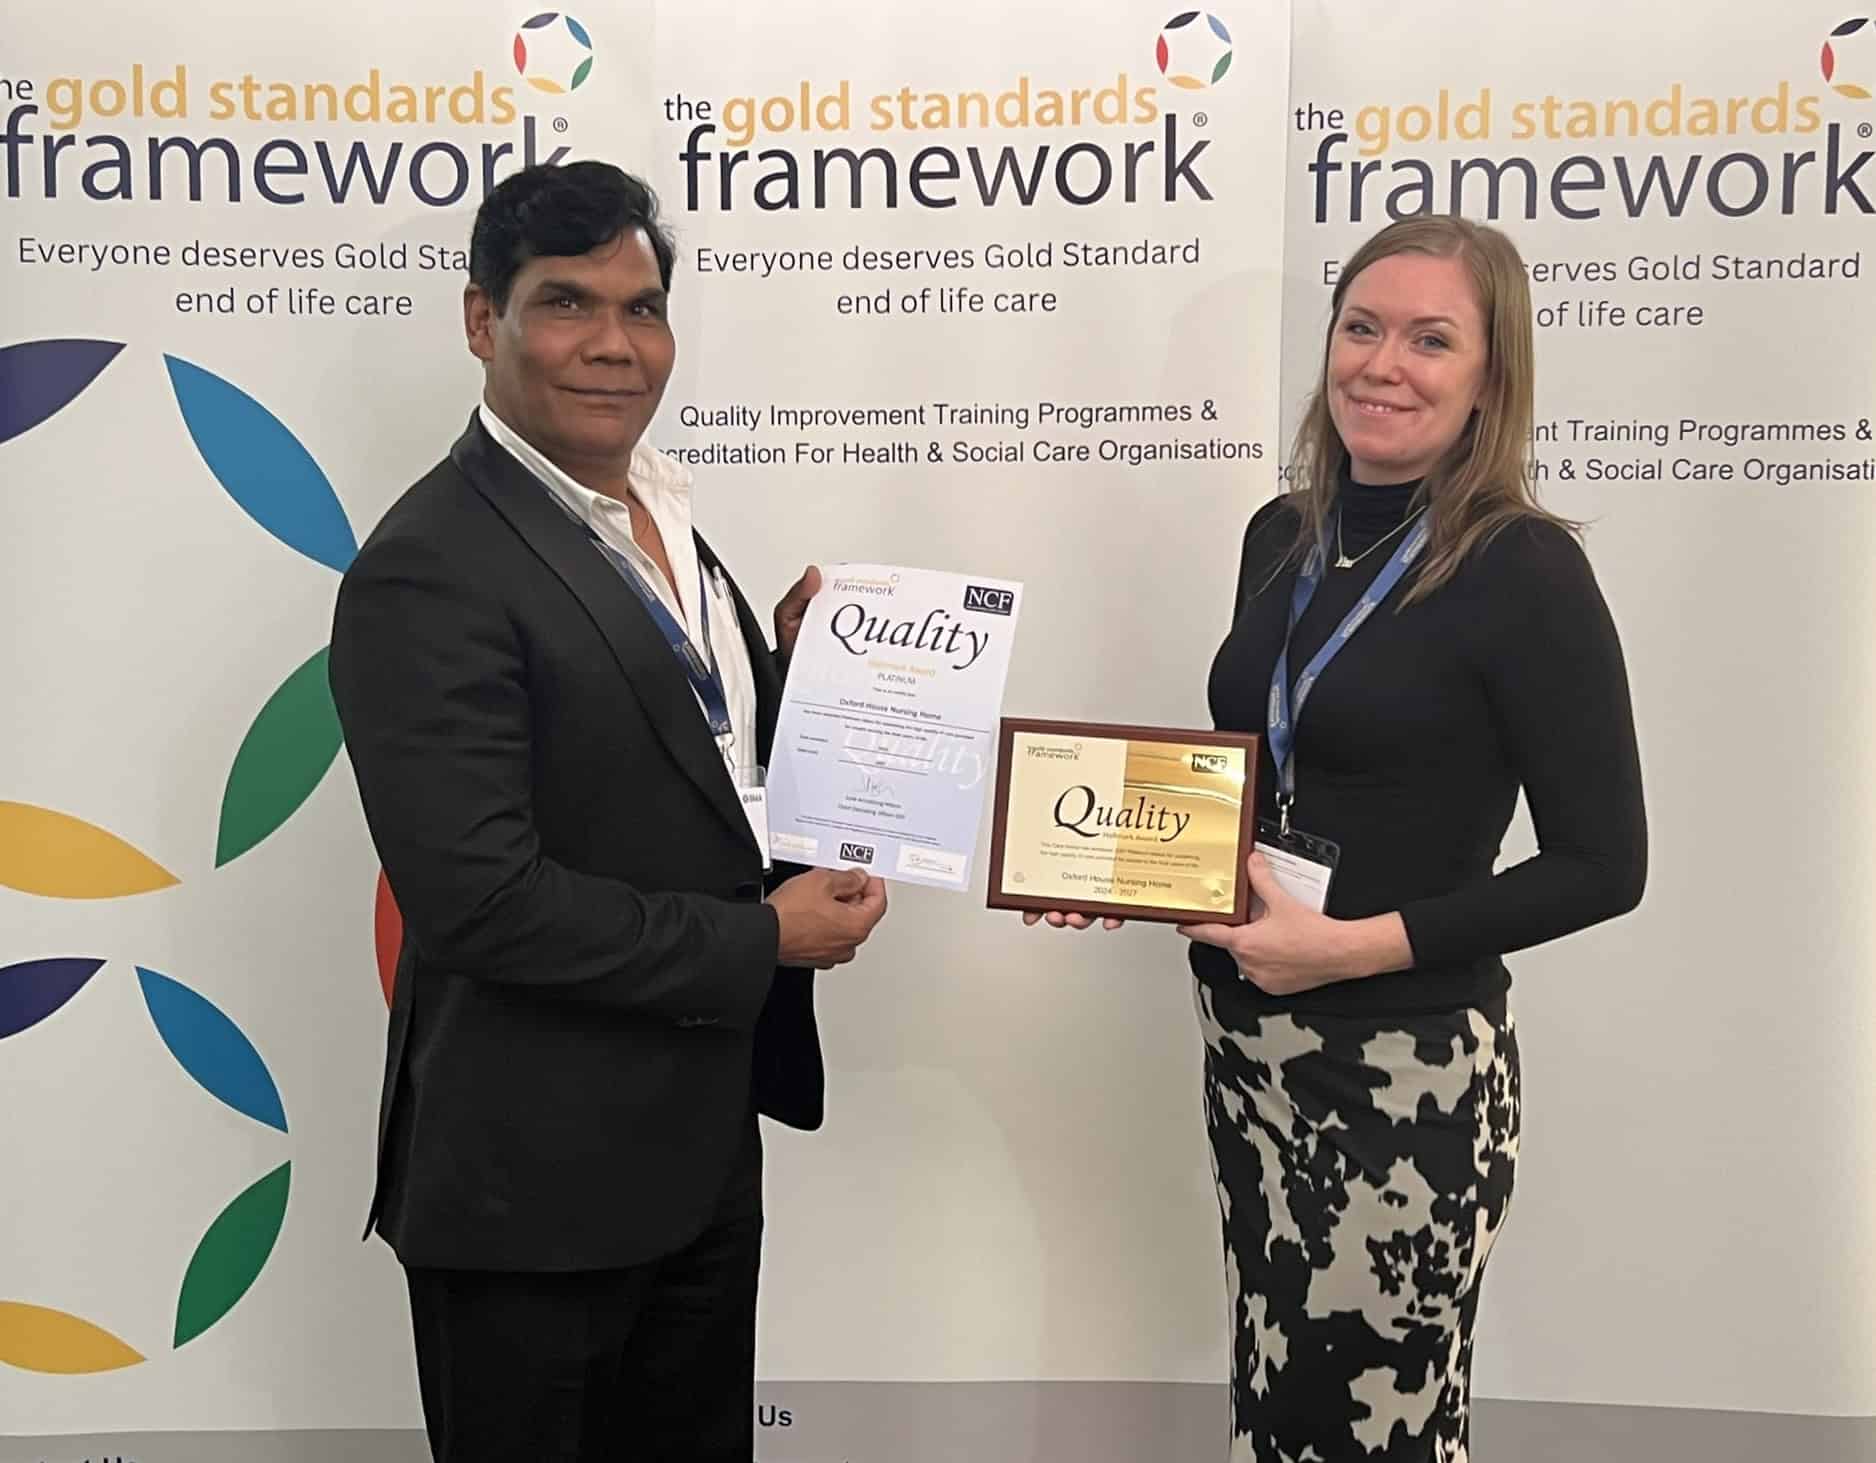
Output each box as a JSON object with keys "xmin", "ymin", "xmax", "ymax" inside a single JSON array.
[{"xmin": 766, "ymin": 564, "xmax": 1023, "ymax": 890}]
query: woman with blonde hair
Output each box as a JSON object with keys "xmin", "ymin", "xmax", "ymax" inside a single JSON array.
[
  {"xmin": 1186, "ymin": 214, "xmax": 1645, "ymax": 1459},
  {"xmin": 1034, "ymin": 215, "xmax": 1646, "ymax": 1459}
]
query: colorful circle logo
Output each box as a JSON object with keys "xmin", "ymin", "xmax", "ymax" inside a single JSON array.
[
  {"xmin": 0, "ymin": 960, "xmax": 290, "ymax": 1374},
  {"xmin": 1156, "ymin": 11, "xmax": 1234, "ymax": 90},
  {"xmin": 1822, "ymin": 17, "xmax": 1874, "ymax": 99},
  {"xmin": 513, "ymin": 11, "xmax": 595, "ymax": 95}
]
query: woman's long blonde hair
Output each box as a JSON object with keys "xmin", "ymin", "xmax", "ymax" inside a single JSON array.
[{"xmin": 1286, "ymin": 215, "xmax": 1573, "ymax": 605}]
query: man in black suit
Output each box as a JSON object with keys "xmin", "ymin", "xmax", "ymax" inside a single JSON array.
[{"xmin": 328, "ymin": 161, "xmax": 888, "ymax": 1462}]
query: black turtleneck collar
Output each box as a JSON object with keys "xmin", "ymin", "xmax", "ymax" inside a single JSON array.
[{"xmin": 1336, "ymin": 460, "xmax": 1422, "ymax": 556}]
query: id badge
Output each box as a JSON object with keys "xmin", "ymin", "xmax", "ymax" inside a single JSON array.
[
  {"xmin": 1254, "ymin": 817, "xmax": 1339, "ymax": 915},
  {"xmin": 734, "ymin": 765, "xmax": 771, "ymax": 871}
]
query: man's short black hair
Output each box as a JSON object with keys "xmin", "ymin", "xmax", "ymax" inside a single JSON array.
[{"xmin": 469, "ymin": 161, "xmax": 676, "ymax": 311}]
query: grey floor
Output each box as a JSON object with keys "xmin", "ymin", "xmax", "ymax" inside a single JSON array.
[{"xmin": 4, "ymin": 1385, "xmax": 1873, "ymax": 1461}]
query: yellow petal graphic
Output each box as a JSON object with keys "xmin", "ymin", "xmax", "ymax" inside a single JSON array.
[
  {"xmin": 0, "ymin": 801, "xmax": 179, "ymax": 898},
  {"xmin": 0, "ymin": 1301, "xmax": 145, "ymax": 1373}
]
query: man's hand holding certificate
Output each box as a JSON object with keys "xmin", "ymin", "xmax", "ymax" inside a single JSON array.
[{"xmin": 767, "ymin": 564, "xmax": 1022, "ymax": 890}]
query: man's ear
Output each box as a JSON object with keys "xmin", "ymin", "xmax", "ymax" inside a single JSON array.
[{"xmin": 464, "ymin": 284, "xmax": 497, "ymax": 364}]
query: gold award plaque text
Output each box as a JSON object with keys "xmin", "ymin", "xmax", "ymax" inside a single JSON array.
[{"xmin": 997, "ymin": 731, "xmax": 1247, "ymax": 915}]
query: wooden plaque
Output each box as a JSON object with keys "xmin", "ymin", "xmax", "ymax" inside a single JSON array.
[{"xmin": 986, "ymin": 718, "xmax": 1259, "ymax": 926}]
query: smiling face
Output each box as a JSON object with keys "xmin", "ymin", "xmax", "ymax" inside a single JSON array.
[
  {"xmin": 465, "ymin": 227, "xmax": 674, "ymax": 484},
  {"xmin": 1326, "ymin": 251, "xmax": 1488, "ymax": 485}
]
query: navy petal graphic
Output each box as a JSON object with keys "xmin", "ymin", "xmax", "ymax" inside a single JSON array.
[
  {"xmin": 137, "ymin": 967, "xmax": 288, "ymax": 1133},
  {"xmin": 0, "ymin": 340, "xmax": 125, "ymax": 445},
  {"xmin": 0, "ymin": 958, "xmax": 105, "ymax": 1040},
  {"xmin": 164, "ymin": 356, "xmax": 357, "ymax": 573}
]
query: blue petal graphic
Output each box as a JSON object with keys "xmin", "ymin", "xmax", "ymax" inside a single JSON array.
[
  {"xmin": 163, "ymin": 356, "xmax": 357, "ymax": 573},
  {"xmin": 0, "ymin": 958, "xmax": 105, "ymax": 1040},
  {"xmin": 565, "ymin": 15, "xmax": 592, "ymax": 47},
  {"xmin": 136, "ymin": 967, "xmax": 288, "ymax": 1134},
  {"xmin": 0, "ymin": 340, "xmax": 125, "ymax": 445},
  {"xmin": 1207, "ymin": 13, "xmax": 1232, "ymax": 43}
]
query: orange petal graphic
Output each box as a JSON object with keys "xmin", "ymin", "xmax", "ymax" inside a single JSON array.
[
  {"xmin": 0, "ymin": 801, "xmax": 179, "ymax": 898},
  {"xmin": 0, "ymin": 1301, "xmax": 145, "ymax": 1374}
]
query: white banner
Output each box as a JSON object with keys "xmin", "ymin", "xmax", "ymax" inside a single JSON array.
[
  {"xmin": 0, "ymin": 0, "xmax": 1287, "ymax": 1443},
  {"xmin": 1287, "ymin": 0, "xmax": 1876, "ymax": 1418},
  {"xmin": 4, "ymin": 0, "xmax": 1871, "ymax": 1453}
]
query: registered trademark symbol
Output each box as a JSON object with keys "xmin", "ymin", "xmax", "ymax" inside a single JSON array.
[
  {"xmin": 1861, "ymin": 122, "xmax": 1874, "ymax": 140},
  {"xmin": 553, "ymin": 116, "xmax": 570, "ymax": 134},
  {"xmin": 1194, "ymin": 112, "xmax": 1209, "ymax": 127}
]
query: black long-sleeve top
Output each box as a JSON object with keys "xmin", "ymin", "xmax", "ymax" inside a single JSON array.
[{"xmin": 1192, "ymin": 476, "xmax": 1648, "ymax": 1017}]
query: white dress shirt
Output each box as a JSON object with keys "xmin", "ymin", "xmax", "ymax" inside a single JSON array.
[{"xmin": 478, "ymin": 402, "xmax": 760, "ymax": 770}]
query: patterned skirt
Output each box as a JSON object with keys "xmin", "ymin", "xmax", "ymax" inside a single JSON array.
[{"xmin": 1196, "ymin": 982, "xmax": 1521, "ymax": 1463}]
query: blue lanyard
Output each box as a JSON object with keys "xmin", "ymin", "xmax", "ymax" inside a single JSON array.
[
  {"xmin": 547, "ymin": 493, "xmax": 734, "ymax": 747},
  {"xmin": 1266, "ymin": 510, "xmax": 1430, "ymax": 833}
]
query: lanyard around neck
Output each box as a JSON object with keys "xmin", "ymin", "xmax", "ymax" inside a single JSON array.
[
  {"xmin": 547, "ymin": 490, "xmax": 734, "ymax": 748},
  {"xmin": 1266, "ymin": 511, "xmax": 1430, "ymax": 833}
]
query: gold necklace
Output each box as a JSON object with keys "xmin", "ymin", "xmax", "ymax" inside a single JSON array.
[{"xmin": 1334, "ymin": 504, "xmax": 1426, "ymax": 570}]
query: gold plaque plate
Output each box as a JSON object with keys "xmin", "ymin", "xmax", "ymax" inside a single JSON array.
[{"xmin": 986, "ymin": 719, "xmax": 1258, "ymax": 925}]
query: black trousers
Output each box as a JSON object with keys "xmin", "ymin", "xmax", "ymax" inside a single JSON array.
[{"xmin": 404, "ymin": 1126, "xmax": 764, "ymax": 1463}]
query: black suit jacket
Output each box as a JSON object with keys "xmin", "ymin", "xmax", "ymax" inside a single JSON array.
[{"xmin": 328, "ymin": 415, "xmax": 822, "ymax": 1273}]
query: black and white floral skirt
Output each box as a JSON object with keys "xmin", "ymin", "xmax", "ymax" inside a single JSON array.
[{"xmin": 1196, "ymin": 983, "xmax": 1521, "ymax": 1463}]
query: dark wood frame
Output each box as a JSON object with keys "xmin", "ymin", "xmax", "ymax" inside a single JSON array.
[{"xmin": 985, "ymin": 718, "xmax": 1260, "ymax": 925}]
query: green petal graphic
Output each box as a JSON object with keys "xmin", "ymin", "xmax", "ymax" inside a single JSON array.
[
  {"xmin": 216, "ymin": 647, "xmax": 343, "ymax": 867},
  {"xmin": 174, "ymin": 1161, "xmax": 290, "ymax": 1348}
]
